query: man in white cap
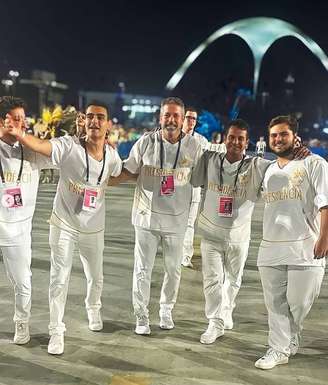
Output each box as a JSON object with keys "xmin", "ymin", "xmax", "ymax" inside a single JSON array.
[
  {"xmin": 8, "ymin": 101, "xmax": 122, "ymax": 355},
  {"xmin": 0, "ymin": 96, "xmax": 52, "ymax": 345},
  {"xmin": 255, "ymin": 115, "xmax": 328, "ymax": 370}
]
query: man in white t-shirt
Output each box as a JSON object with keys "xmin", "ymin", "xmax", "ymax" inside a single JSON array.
[
  {"xmin": 181, "ymin": 107, "xmax": 208, "ymax": 268},
  {"xmin": 9, "ymin": 102, "xmax": 122, "ymax": 355},
  {"xmin": 0, "ymin": 96, "xmax": 52, "ymax": 345},
  {"xmin": 191, "ymin": 119, "xmax": 271, "ymax": 344},
  {"xmin": 110, "ymin": 97, "xmax": 202, "ymax": 335},
  {"xmin": 255, "ymin": 115, "xmax": 328, "ymax": 370}
]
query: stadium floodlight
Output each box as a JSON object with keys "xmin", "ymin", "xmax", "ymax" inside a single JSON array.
[{"xmin": 165, "ymin": 17, "xmax": 328, "ymax": 97}]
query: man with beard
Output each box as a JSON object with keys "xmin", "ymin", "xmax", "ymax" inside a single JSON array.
[
  {"xmin": 255, "ymin": 115, "xmax": 328, "ymax": 369},
  {"xmin": 8, "ymin": 102, "xmax": 122, "ymax": 355},
  {"xmin": 191, "ymin": 118, "xmax": 309, "ymax": 345},
  {"xmin": 191, "ymin": 119, "xmax": 271, "ymax": 344},
  {"xmin": 181, "ymin": 107, "xmax": 208, "ymax": 268},
  {"xmin": 0, "ymin": 96, "xmax": 52, "ymax": 345},
  {"xmin": 111, "ymin": 97, "xmax": 202, "ymax": 334}
]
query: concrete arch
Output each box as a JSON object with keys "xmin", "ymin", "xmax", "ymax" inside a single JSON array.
[{"xmin": 165, "ymin": 17, "xmax": 328, "ymax": 97}]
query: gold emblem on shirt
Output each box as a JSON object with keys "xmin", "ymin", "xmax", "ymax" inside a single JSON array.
[
  {"xmin": 179, "ymin": 156, "xmax": 193, "ymax": 167},
  {"xmin": 289, "ymin": 167, "xmax": 306, "ymax": 187}
]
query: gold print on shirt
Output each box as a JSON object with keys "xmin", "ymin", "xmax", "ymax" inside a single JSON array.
[
  {"xmin": 144, "ymin": 166, "xmax": 189, "ymax": 183},
  {"xmin": 4, "ymin": 171, "xmax": 31, "ymax": 184},
  {"xmin": 262, "ymin": 186, "xmax": 303, "ymax": 203},
  {"xmin": 288, "ymin": 167, "xmax": 306, "ymax": 187},
  {"xmin": 208, "ymin": 182, "xmax": 246, "ymax": 199},
  {"xmin": 68, "ymin": 180, "xmax": 85, "ymax": 196},
  {"xmin": 179, "ymin": 156, "xmax": 193, "ymax": 168},
  {"xmin": 238, "ymin": 173, "xmax": 250, "ymax": 187}
]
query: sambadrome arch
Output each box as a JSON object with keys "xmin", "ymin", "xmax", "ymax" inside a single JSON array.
[{"xmin": 165, "ymin": 17, "xmax": 328, "ymax": 97}]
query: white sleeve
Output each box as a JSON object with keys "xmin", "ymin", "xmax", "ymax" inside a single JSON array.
[
  {"xmin": 123, "ymin": 136, "xmax": 144, "ymax": 174},
  {"xmin": 50, "ymin": 136, "xmax": 74, "ymax": 167},
  {"xmin": 35, "ymin": 152, "xmax": 58, "ymax": 170},
  {"xmin": 111, "ymin": 149, "xmax": 123, "ymax": 177},
  {"xmin": 309, "ymin": 157, "xmax": 328, "ymax": 209}
]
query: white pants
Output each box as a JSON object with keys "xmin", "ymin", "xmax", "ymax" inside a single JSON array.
[
  {"xmin": 201, "ymin": 238, "xmax": 249, "ymax": 326},
  {"xmin": 133, "ymin": 226, "xmax": 185, "ymax": 317},
  {"xmin": 182, "ymin": 187, "xmax": 201, "ymax": 261},
  {"xmin": 48, "ymin": 223, "xmax": 104, "ymax": 335},
  {"xmin": 259, "ymin": 265, "xmax": 324, "ymax": 356},
  {"xmin": 1, "ymin": 220, "xmax": 32, "ymax": 322}
]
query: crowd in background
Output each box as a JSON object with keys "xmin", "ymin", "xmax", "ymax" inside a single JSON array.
[{"xmin": 25, "ymin": 104, "xmax": 328, "ymax": 184}]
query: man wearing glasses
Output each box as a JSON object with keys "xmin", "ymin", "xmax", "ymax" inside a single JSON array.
[
  {"xmin": 181, "ymin": 107, "xmax": 208, "ymax": 268},
  {"xmin": 8, "ymin": 102, "xmax": 122, "ymax": 355}
]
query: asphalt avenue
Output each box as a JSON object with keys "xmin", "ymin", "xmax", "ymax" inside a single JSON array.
[{"xmin": 0, "ymin": 183, "xmax": 327, "ymax": 385}]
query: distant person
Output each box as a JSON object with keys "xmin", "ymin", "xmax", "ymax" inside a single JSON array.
[{"xmin": 256, "ymin": 136, "xmax": 266, "ymax": 157}]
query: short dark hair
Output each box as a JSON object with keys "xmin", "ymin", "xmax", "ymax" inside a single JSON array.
[
  {"xmin": 160, "ymin": 97, "xmax": 185, "ymax": 114},
  {"xmin": 224, "ymin": 118, "xmax": 249, "ymax": 138},
  {"xmin": 86, "ymin": 100, "xmax": 110, "ymax": 118},
  {"xmin": 185, "ymin": 106, "xmax": 197, "ymax": 115},
  {"xmin": 268, "ymin": 115, "xmax": 298, "ymax": 134},
  {"xmin": 0, "ymin": 96, "xmax": 26, "ymax": 119}
]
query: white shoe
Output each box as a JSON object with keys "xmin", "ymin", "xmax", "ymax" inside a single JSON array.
[
  {"xmin": 181, "ymin": 257, "xmax": 193, "ymax": 268},
  {"xmin": 14, "ymin": 321, "xmax": 30, "ymax": 345},
  {"xmin": 223, "ymin": 313, "xmax": 233, "ymax": 330},
  {"xmin": 48, "ymin": 334, "xmax": 64, "ymax": 355},
  {"xmin": 255, "ymin": 348, "xmax": 288, "ymax": 369},
  {"xmin": 290, "ymin": 334, "xmax": 300, "ymax": 356},
  {"xmin": 135, "ymin": 315, "xmax": 151, "ymax": 335},
  {"xmin": 159, "ymin": 310, "xmax": 174, "ymax": 330},
  {"xmin": 200, "ymin": 323, "xmax": 224, "ymax": 344},
  {"xmin": 87, "ymin": 309, "xmax": 103, "ymax": 331}
]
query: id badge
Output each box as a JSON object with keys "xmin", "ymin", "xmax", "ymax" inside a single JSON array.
[
  {"xmin": 1, "ymin": 186, "xmax": 23, "ymax": 208},
  {"xmin": 82, "ymin": 187, "xmax": 98, "ymax": 211},
  {"xmin": 218, "ymin": 196, "xmax": 233, "ymax": 217},
  {"xmin": 160, "ymin": 175, "xmax": 175, "ymax": 196}
]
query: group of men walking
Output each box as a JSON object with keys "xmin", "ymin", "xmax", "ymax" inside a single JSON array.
[{"xmin": 0, "ymin": 94, "xmax": 327, "ymax": 370}]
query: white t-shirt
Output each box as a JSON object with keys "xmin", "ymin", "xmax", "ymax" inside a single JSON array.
[
  {"xmin": 257, "ymin": 155, "xmax": 328, "ymax": 267},
  {"xmin": 0, "ymin": 140, "xmax": 52, "ymax": 245},
  {"xmin": 124, "ymin": 130, "xmax": 202, "ymax": 233},
  {"xmin": 50, "ymin": 136, "xmax": 122, "ymax": 233},
  {"xmin": 191, "ymin": 152, "xmax": 271, "ymax": 242}
]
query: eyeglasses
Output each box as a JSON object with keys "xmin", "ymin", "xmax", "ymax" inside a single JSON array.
[{"xmin": 185, "ymin": 116, "xmax": 197, "ymax": 121}]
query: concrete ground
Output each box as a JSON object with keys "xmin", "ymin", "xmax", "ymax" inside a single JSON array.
[{"xmin": 0, "ymin": 183, "xmax": 327, "ymax": 385}]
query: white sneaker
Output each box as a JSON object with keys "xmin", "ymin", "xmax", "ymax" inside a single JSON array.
[
  {"xmin": 135, "ymin": 315, "xmax": 151, "ymax": 335},
  {"xmin": 181, "ymin": 257, "xmax": 193, "ymax": 268},
  {"xmin": 87, "ymin": 309, "xmax": 103, "ymax": 331},
  {"xmin": 48, "ymin": 334, "xmax": 64, "ymax": 355},
  {"xmin": 200, "ymin": 323, "xmax": 224, "ymax": 344},
  {"xmin": 14, "ymin": 321, "xmax": 30, "ymax": 345},
  {"xmin": 223, "ymin": 313, "xmax": 234, "ymax": 330},
  {"xmin": 255, "ymin": 348, "xmax": 288, "ymax": 369},
  {"xmin": 289, "ymin": 334, "xmax": 300, "ymax": 356},
  {"xmin": 159, "ymin": 310, "xmax": 174, "ymax": 330}
]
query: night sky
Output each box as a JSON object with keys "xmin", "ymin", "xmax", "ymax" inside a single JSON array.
[{"xmin": 1, "ymin": 0, "xmax": 328, "ymax": 121}]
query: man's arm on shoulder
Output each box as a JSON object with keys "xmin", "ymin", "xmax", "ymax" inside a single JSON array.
[
  {"xmin": 108, "ymin": 168, "xmax": 138, "ymax": 186},
  {"xmin": 17, "ymin": 133, "xmax": 52, "ymax": 157}
]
